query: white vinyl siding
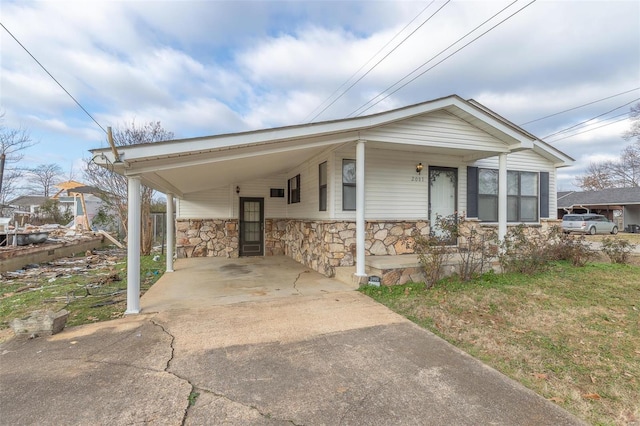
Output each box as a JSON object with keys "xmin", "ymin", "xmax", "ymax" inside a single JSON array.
[
  {"xmin": 362, "ymin": 110, "xmax": 504, "ymax": 152},
  {"xmin": 177, "ymin": 175, "xmax": 288, "ymax": 219},
  {"xmin": 177, "ymin": 187, "xmax": 231, "ymax": 219},
  {"xmin": 333, "ymin": 146, "xmax": 466, "ymax": 220},
  {"xmin": 281, "ymin": 150, "xmax": 332, "ymax": 220}
]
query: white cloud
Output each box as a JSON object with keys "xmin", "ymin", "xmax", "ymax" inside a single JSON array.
[{"xmin": 0, "ymin": 0, "xmax": 638, "ymax": 192}]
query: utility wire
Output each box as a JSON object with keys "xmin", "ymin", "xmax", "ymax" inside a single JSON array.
[
  {"xmin": 520, "ymin": 87, "xmax": 640, "ymax": 126},
  {"xmin": 547, "ymin": 114, "xmax": 630, "ymax": 143},
  {"xmin": 307, "ymin": 0, "xmax": 451, "ymax": 123},
  {"xmin": 542, "ymin": 97, "xmax": 640, "ymax": 139},
  {"xmin": 302, "ymin": 1, "xmax": 437, "ymax": 123},
  {"xmin": 0, "ymin": 21, "xmax": 107, "ymax": 134},
  {"xmin": 349, "ymin": 0, "xmax": 533, "ymax": 117}
]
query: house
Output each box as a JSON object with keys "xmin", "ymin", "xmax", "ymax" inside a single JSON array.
[
  {"xmin": 6, "ymin": 195, "xmax": 48, "ymax": 216},
  {"xmin": 558, "ymin": 187, "xmax": 640, "ymax": 231},
  {"xmin": 90, "ymin": 95, "xmax": 574, "ymax": 313}
]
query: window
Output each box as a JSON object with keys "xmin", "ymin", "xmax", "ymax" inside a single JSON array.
[
  {"xmin": 478, "ymin": 169, "xmax": 498, "ymax": 222},
  {"xmin": 288, "ymin": 174, "xmax": 300, "ymax": 204},
  {"xmin": 319, "ymin": 162, "xmax": 327, "ymax": 211},
  {"xmin": 478, "ymin": 169, "xmax": 538, "ymax": 222},
  {"xmin": 508, "ymin": 171, "xmax": 538, "ymax": 222},
  {"xmin": 342, "ymin": 159, "xmax": 356, "ymax": 210}
]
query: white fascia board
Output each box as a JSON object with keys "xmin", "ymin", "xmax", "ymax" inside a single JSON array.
[
  {"xmin": 125, "ymin": 133, "xmax": 356, "ymax": 175},
  {"xmin": 89, "ymin": 96, "xmax": 466, "ymax": 163},
  {"xmin": 89, "ymin": 95, "xmax": 547, "ymax": 164},
  {"xmin": 532, "ymin": 142, "xmax": 575, "ymax": 167},
  {"xmin": 449, "ymin": 100, "xmax": 535, "ymax": 150},
  {"xmin": 131, "ymin": 172, "xmax": 185, "ymax": 198}
]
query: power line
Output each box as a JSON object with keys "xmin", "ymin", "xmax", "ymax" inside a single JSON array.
[
  {"xmin": 349, "ymin": 0, "xmax": 533, "ymax": 118},
  {"xmin": 302, "ymin": 1, "xmax": 437, "ymax": 123},
  {"xmin": 547, "ymin": 114, "xmax": 630, "ymax": 143},
  {"xmin": 0, "ymin": 21, "xmax": 107, "ymax": 134},
  {"xmin": 520, "ymin": 87, "xmax": 640, "ymax": 126},
  {"xmin": 306, "ymin": 0, "xmax": 451, "ymax": 123},
  {"xmin": 542, "ymin": 97, "xmax": 640, "ymax": 139}
]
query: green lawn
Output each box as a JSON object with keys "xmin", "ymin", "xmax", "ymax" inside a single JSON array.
[{"xmin": 361, "ymin": 262, "xmax": 640, "ymax": 426}]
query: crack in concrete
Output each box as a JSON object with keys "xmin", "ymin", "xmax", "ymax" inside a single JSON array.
[
  {"xmin": 194, "ymin": 385, "xmax": 303, "ymax": 425},
  {"xmin": 150, "ymin": 320, "xmax": 303, "ymax": 425},
  {"xmin": 292, "ymin": 271, "xmax": 309, "ymax": 295},
  {"xmin": 150, "ymin": 320, "xmax": 195, "ymax": 426}
]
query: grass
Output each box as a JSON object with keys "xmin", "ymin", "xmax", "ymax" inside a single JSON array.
[
  {"xmin": 360, "ymin": 262, "xmax": 640, "ymax": 426},
  {"xmin": 0, "ymin": 249, "xmax": 165, "ymax": 332}
]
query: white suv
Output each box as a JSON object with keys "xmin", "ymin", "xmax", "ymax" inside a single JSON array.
[{"xmin": 562, "ymin": 214, "xmax": 618, "ymax": 235}]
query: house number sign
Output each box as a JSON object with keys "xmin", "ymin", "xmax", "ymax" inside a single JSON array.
[{"xmin": 411, "ymin": 176, "xmax": 426, "ymax": 182}]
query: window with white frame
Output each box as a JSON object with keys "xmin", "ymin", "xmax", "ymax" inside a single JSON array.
[
  {"xmin": 478, "ymin": 169, "xmax": 498, "ymax": 222},
  {"xmin": 342, "ymin": 159, "xmax": 356, "ymax": 211},
  {"xmin": 478, "ymin": 169, "xmax": 538, "ymax": 222},
  {"xmin": 508, "ymin": 171, "xmax": 538, "ymax": 222}
]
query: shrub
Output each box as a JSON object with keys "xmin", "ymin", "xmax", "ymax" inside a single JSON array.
[
  {"xmin": 457, "ymin": 219, "xmax": 498, "ymax": 281},
  {"xmin": 414, "ymin": 233, "xmax": 453, "ymax": 288},
  {"xmin": 414, "ymin": 214, "xmax": 458, "ymax": 288},
  {"xmin": 601, "ymin": 237, "xmax": 636, "ymax": 264},
  {"xmin": 498, "ymin": 225, "xmax": 550, "ymax": 274},
  {"xmin": 545, "ymin": 226, "xmax": 594, "ymax": 267}
]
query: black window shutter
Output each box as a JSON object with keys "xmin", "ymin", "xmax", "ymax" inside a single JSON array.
[
  {"xmin": 540, "ymin": 172, "xmax": 550, "ymax": 218},
  {"xmin": 467, "ymin": 167, "xmax": 478, "ymax": 218},
  {"xmin": 287, "ymin": 178, "xmax": 291, "ymax": 205}
]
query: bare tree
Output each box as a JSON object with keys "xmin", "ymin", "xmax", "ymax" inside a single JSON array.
[
  {"xmin": 0, "ymin": 113, "xmax": 37, "ymax": 211},
  {"xmin": 574, "ymin": 161, "xmax": 614, "ymax": 191},
  {"xmin": 26, "ymin": 163, "xmax": 64, "ymax": 197},
  {"xmin": 623, "ymin": 102, "xmax": 640, "ymax": 143},
  {"xmin": 85, "ymin": 121, "xmax": 173, "ymax": 255},
  {"xmin": 574, "ymin": 103, "xmax": 640, "ymax": 190}
]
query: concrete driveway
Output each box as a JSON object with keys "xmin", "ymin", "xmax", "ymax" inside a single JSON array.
[{"xmin": 0, "ymin": 257, "xmax": 585, "ymax": 425}]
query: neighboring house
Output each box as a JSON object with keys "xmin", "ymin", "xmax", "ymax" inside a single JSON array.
[
  {"xmin": 6, "ymin": 195, "xmax": 48, "ymax": 215},
  {"xmin": 558, "ymin": 187, "xmax": 640, "ymax": 231},
  {"xmin": 91, "ymin": 95, "xmax": 574, "ymax": 313}
]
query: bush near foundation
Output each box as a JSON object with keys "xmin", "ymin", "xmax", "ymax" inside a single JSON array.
[{"xmin": 601, "ymin": 237, "xmax": 637, "ymax": 264}]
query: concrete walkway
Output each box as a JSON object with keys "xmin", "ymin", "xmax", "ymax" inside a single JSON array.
[{"xmin": 0, "ymin": 257, "xmax": 585, "ymax": 425}]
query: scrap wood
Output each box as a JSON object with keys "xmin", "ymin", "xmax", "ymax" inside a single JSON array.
[{"xmin": 98, "ymin": 230, "xmax": 124, "ymax": 248}]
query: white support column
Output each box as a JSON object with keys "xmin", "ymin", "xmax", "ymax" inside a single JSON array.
[
  {"xmin": 498, "ymin": 153, "xmax": 508, "ymax": 242},
  {"xmin": 166, "ymin": 192, "xmax": 175, "ymax": 273},
  {"xmin": 126, "ymin": 176, "xmax": 141, "ymax": 314},
  {"xmin": 355, "ymin": 140, "xmax": 366, "ymax": 279}
]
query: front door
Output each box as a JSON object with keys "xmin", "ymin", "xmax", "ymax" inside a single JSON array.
[
  {"xmin": 239, "ymin": 197, "xmax": 264, "ymax": 256},
  {"xmin": 429, "ymin": 167, "xmax": 458, "ymax": 240}
]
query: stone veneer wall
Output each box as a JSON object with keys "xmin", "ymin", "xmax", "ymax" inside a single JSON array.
[
  {"xmin": 458, "ymin": 218, "xmax": 563, "ymax": 244},
  {"xmin": 265, "ymin": 219, "xmax": 430, "ymax": 277},
  {"xmin": 176, "ymin": 219, "xmax": 239, "ymax": 258},
  {"xmin": 175, "ymin": 217, "xmax": 562, "ymax": 282}
]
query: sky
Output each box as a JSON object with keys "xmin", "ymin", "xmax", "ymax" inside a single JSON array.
[{"xmin": 1, "ymin": 0, "xmax": 639, "ymax": 193}]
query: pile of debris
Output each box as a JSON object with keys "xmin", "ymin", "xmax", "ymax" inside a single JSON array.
[
  {"xmin": 1, "ymin": 248, "xmax": 127, "ymax": 338},
  {"xmin": 0, "ymin": 223, "xmax": 119, "ymax": 252}
]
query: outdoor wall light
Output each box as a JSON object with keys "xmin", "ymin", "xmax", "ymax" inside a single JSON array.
[
  {"xmin": 416, "ymin": 163, "xmax": 423, "ymax": 174},
  {"xmin": 236, "ymin": 186, "xmax": 240, "ymax": 194}
]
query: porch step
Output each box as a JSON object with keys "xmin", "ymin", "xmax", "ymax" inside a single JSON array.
[
  {"xmin": 335, "ymin": 254, "xmax": 497, "ymax": 286},
  {"xmin": 334, "ymin": 265, "xmax": 358, "ymax": 286}
]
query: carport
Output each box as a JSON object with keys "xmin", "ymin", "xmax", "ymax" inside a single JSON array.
[
  {"xmin": 140, "ymin": 255, "xmax": 358, "ymax": 312},
  {"xmin": 558, "ymin": 187, "xmax": 640, "ymax": 231}
]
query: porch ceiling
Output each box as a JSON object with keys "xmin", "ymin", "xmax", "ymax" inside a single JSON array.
[{"xmin": 134, "ymin": 143, "xmax": 334, "ymax": 196}]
